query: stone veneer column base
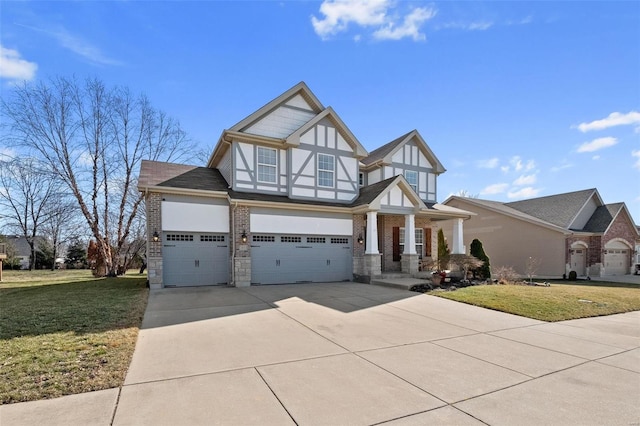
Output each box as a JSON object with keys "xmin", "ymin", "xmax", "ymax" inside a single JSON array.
[
  {"xmin": 234, "ymin": 257, "xmax": 251, "ymax": 287},
  {"xmin": 401, "ymin": 254, "xmax": 419, "ymax": 275},
  {"xmin": 363, "ymin": 253, "xmax": 382, "ymax": 282},
  {"xmin": 147, "ymin": 256, "xmax": 163, "ymax": 289}
]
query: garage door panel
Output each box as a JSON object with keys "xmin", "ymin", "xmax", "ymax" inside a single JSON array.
[
  {"xmin": 163, "ymin": 233, "xmax": 229, "ymax": 286},
  {"xmin": 604, "ymin": 249, "xmax": 629, "ymax": 275},
  {"xmin": 251, "ymin": 234, "xmax": 352, "ymax": 285}
]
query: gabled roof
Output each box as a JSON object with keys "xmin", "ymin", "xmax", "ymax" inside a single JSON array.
[
  {"xmin": 582, "ymin": 203, "xmax": 623, "ymax": 233},
  {"xmin": 505, "ymin": 189, "xmax": 601, "ymax": 229},
  {"xmin": 286, "ymin": 107, "xmax": 368, "ymax": 158},
  {"xmin": 229, "ymin": 81, "xmax": 324, "ymax": 133},
  {"xmin": 444, "ymin": 195, "xmax": 571, "ymax": 234},
  {"xmin": 360, "ymin": 130, "xmax": 446, "ymax": 174}
]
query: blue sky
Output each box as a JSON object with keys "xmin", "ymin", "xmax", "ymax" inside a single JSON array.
[{"xmin": 1, "ymin": 1, "xmax": 639, "ymax": 222}]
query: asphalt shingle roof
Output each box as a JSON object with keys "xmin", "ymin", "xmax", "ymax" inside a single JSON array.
[
  {"xmin": 582, "ymin": 203, "xmax": 623, "ymax": 233},
  {"xmin": 505, "ymin": 188, "xmax": 597, "ymax": 228},
  {"xmin": 360, "ymin": 131, "xmax": 412, "ymax": 166},
  {"xmin": 158, "ymin": 167, "xmax": 229, "ymax": 192}
]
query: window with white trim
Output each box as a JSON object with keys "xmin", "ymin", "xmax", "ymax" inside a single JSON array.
[
  {"xmin": 257, "ymin": 147, "xmax": 277, "ymax": 183},
  {"xmin": 317, "ymin": 154, "xmax": 335, "ymax": 188},
  {"xmin": 399, "ymin": 228, "xmax": 424, "ymax": 258},
  {"xmin": 405, "ymin": 170, "xmax": 418, "ymax": 192}
]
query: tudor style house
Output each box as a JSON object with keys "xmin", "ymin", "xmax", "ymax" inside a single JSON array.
[
  {"xmin": 138, "ymin": 82, "xmax": 472, "ymax": 288},
  {"xmin": 441, "ymin": 189, "xmax": 640, "ymax": 278}
]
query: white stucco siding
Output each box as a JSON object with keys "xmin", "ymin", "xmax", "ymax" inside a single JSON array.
[
  {"xmin": 245, "ymin": 106, "xmax": 315, "ymax": 138},
  {"xmin": 419, "ymin": 151, "xmax": 432, "ymax": 168},
  {"xmin": 162, "ymin": 201, "xmax": 229, "ymax": 232},
  {"xmin": 427, "ymin": 173, "xmax": 436, "ymax": 200},
  {"xmin": 218, "ymin": 147, "xmax": 232, "ymax": 185},
  {"xmin": 368, "ymin": 169, "xmax": 381, "ymax": 185},
  {"xmin": 337, "ymin": 133, "xmax": 350, "ymax": 152},
  {"xmin": 250, "ymin": 209, "xmax": 352, "ymax": 235},
  {"xmin": 381, "ymin": 186, "xmax": 412, "ymax": 208}
]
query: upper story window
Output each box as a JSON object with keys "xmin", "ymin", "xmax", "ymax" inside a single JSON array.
[
  {"xmin": 257, "ymin": 147, "xmax": 277, "ymax": 183},
  {"xmin": 317, "ymin": 153, "xmax": 335, "ymax": 188},
  {"xmin": 405, "ymin": 170, "xmax": 418, "ymax": 192},
  {"xmin": 359, "ymin": 172, "xmax": 364, "ymax": 187}
]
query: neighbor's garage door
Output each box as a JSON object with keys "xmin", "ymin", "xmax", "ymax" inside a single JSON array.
[
  {"xmin": 163, "ymin": 233, "xmax": 229, "ymax": 286},
  {"xmin": 251, "ymin": 234, "xmax": 352, "ymax": 285},
  {"xmin": 604, "ymin": 249, "xmax": 629, "ymax": 275}
]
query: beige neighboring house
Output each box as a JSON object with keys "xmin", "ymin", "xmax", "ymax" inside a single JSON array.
[{"xmin": 441, "ymin": 189, "xmax": 640, "ymax": 278}]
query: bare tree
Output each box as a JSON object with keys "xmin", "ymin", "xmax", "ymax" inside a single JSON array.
[
  {"xmin": 448, "ymin": 254, "xmax": 484, "ymax": 281},
  {"xmin": 0, "ymin": 156, "xmax": 59, "ymax": 270},
  {"xmin": 525, "ymin": 256, "xmax": 541, "ymax": 284},
  {"xmin": 41, "ymin": 198, "xmax": 82, "ymax": 270},
  {"xmin": 1, "ymin": 76, "xmax": 193, "ymax": 276}
]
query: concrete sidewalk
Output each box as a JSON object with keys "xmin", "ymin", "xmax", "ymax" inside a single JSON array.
[{"xmin": 2, "ymin": 283, "xmax": 639, "ymax": 425}]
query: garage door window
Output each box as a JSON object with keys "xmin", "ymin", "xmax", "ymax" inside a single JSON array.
[
  {"xmin": 253, "ymin": 235, "xmax": 275, "ymax": 242},
  {"xmin": 201, "ymin": 235, "xmax": 224, "ymax": 242},
  {"xmin": 331, "ymin": 237, "xmax": 349, "ymax": 244},
  {"xmin": 166, "ymin": 234, "xmax": 194, "ymax": 241},
  {"xmin": 307, "ymin": 237, "xmax": 326, "ymax": 243},
  {"xmin": 281, "ymin": 236, "xmax": 302, "ymax": 243}
]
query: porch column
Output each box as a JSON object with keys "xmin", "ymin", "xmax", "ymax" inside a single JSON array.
[
  {"xmin": 452, "ymin": 218, "xmax": 464, "ymax": 254},
  {"xmin": 401, "ymin": 214, "xmax": 419, "ymax": 274},
  {"xmin": 365, "ymin": 211, "xmax": 379, "ymax": 254},
  {"xmin": 364, "ymin": 211, "xmax": 381, "ymax": 279}
]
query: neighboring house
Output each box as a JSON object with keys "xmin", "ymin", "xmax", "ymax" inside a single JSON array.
[
  {"xmin": 138, "ymin": 82, "xmax": 472, "ymax": 289},
  {"xmin": 0, "ymin": 235, "xmax": 44, "ymax": 269},
  {"xmin": 441, "ymin": 189, "xmax": 640, "ymax": 277}
]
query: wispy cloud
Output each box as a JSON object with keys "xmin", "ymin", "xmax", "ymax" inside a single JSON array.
[
  {"xmin": 550, "ymin": 161, "xmax": 573, "ymax": 172},
  {"xmin": 438, "ymin": 21, "xmax": 493, "ymax": 31},
  {"xmin": 502, "ymin": 156, "xmax": 535, "ymax": 173},
  {"xmin": 373, "ymin": 7, "xmax": 437, "ymax": 41},
  {"xmin": 476, "ymin": 157, "xmax": 499, "ymax": 169},
  {"xmin": 632, "ymin": 150, "xmax": 640, "ymax": 170},
  {"xmin": 17, "ymin": 23, "xmax": 122, "ymax": 66},
  {"xmin": 312, "ymin": 0, "xmax": 436, "ymax": 41},
  {"xmin": 0, "ymin": 44, "xmax": 37, "ymax": 81},
  {"xmin": 577, "ymin": 137, "xmax": 618, "ymax": 153},
  {"xmin": 480, "ymin": 183, "xmax": 509, "ymax": 195},
  {"xmin": 513, "ymin": 174, "xmax": 537, "ymax": 186},
  {"xmin": 508, "ymin": 187, "xmax": 541, "ymax": 199},
  {"xmin": 574, "ymin": 111, "xmax": 640, "ymax": 133}
]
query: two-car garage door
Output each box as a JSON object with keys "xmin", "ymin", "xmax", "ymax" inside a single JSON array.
[{"xmin": 251, "ymin": 235, "xmax": 352, "ymax": 285}]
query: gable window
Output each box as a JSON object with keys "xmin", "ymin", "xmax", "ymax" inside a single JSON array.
[
  {"xmin": 399, "ymin": 228, "xmax": 424, "ymax": 258},
  {"xmin": 359, "ymin": 172, "xmax": 364, "ymax": 187},
  {"xmin": 405, "ymin": 170, "xmax": 418, "ymax": 192},
  {"xmin": 317, "ymin": 153, "xmax": 335, "ymax": 188},
  {"xmin": 257, "ymin": 147, "xmax": 277, "ymax": 183}
]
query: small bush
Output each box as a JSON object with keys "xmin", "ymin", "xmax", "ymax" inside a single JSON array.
[
  {"xmin": 495, "ymin": 266, "xmax": 519, "ymax": 284},
  {"xmin": 568, "ymin": 270, "xmax": 577, "ymax": 281}
]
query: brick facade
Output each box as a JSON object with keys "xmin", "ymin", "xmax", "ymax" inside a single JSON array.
[
  {"xmin": 377, "ymin": 215, "xmax": 435, "ymax": 272},
  {"xmin": 352, "ymin": 213, "xmax": 366, "ymax": 280},
  {"xmin": 232, "ymin": 205, "xmax": 251, "ymax": 287}
]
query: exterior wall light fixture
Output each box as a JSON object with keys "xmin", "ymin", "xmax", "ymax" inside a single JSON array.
[
  {"xmin": 152, "ymin": 231, "xmax": 159, "ymax": 242},
  {"xmin": 241, "ymin": 231, "xmax": 248, "ymax": 243},
  {"xmin": 357, "ymin": 235, "xmax": 364, "ymax": 245}
]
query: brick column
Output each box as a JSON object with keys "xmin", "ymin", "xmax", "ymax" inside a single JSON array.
[
  {"xmin": 364, "ymin": 211, "xmax": 382, "ymax": 279},
  {"xmin": 352, "ymin": 214, "xmax": 366, "ymax": 281}
]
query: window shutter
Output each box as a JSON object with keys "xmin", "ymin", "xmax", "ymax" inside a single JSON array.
[
  {"xmin": 425, "ymin": 228, "xmax": 432, "ymax": 256},
  {"xmin": 392, "ymin": 227, "xmax": 400, "ymax": 261}
]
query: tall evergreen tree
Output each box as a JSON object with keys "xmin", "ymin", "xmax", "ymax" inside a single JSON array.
[
  {"xmin": 470, "ymin": 238, "xmax": 491, "ymax": 279},
  {"xmin": 437, "ymin": 229, "xmax": 450, "ymax": 270}
]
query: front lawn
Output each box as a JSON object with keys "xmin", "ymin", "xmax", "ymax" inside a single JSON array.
[
  {"xmin": 0, "ymin": 270, "xmax": 148, "ymax": 404},
  {"xmin": 434, "ymin": 281, "xmax": 640, "ymax": 322}
]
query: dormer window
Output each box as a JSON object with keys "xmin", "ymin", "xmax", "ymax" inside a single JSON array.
[
  {"xmin": 318, "ymin": 153, "xmax": 335, "ymax": 188},
  {"xmin": 257, "ymin": 147, "xmax": 277, "ymax": 183},
  {"xmin": 405, "ymin": 170, "xmax": 418, "ymax": 192}
]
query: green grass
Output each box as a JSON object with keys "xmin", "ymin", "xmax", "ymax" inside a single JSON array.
[
  {"xmin": 434, "ymin": 281, "xmax": 640, "ymax": 322},
  {"xmin": 0, "ymin": 270, "xmax": 149, "ymax": 404}
]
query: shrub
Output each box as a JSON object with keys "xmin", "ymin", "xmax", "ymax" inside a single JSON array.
[
  {"xmin": 568, "ymin": 270, "xmax": 577, "ymax": 281},
  {"xmin": 470, "ymin": 239, "xmax": 491, "ymax": 279},
  {"xmin": 494, "ymin": 266, "xmax": 519, "ymax": 284}
]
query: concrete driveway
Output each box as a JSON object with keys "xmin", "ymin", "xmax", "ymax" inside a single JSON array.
[{"xmin": 3, "ymin": 282, "xmax": 639, "ymax": 425}]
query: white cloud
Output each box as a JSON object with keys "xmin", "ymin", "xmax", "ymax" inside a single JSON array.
[
  {"xmin": 438, "ymin": 21, "xmax": 493, "ymax": 31},
  {"xmin": 513, "ymin": 174, "xmax": 537, "ymax": 186},
  {"xmin": 575, "ymin": 111, "xmax": 640, "ymax": 132},
  {"xmin": 632, "ymin": 150, "xmax": 640, "ymax": 170},
  {"xmin": 550, "ymin": 162, "xmax": 573, "ymax": 172},
  {"xmin": 0, "ymin": 147, "xmax": 17, "ymax": 160},
  {"xmin": 373, "ymin": 7, "xmax": 437, "ymax": 41},
  {"xmin": 0, "ymin": 45, "xmax": 37, "ymax": 81},
  {"xmin": 311, "ymin": 0, "xmax": 435, "ymax": 41},
  {"xmin": 577, "ymin": 137, "xmax": 618, "ymax": 153},
  {"xmin": 17, "ymin": 23, "xmax": 121, "ymax": 66},
  {"xmin": 476, "ymin": 157, "xmax": 499, "ymax": 169},
  {"xmin": 480, "ymin": 183, "xmax": 509, "ymax": 195},
  {"xmin": 592, "ymin": 155, "xmax": 600, "ymax": 160},
  {"xmin": 507, "ymin": 187, "xmax": 541, "ymax": 199}
]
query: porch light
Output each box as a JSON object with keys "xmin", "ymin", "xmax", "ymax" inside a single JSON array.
[
  {"xmin": 241, "ymin": 231, "xmax": 248, "ymax": 243},
  {"xmin": 357, "ymin": 235, "xmax": 364, "ymax": 245},
  {"xmin": 152, "ymin": 231, "xmax": 159, "ymax": 242}
]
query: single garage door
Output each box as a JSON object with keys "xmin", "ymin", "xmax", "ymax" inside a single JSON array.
[
  {"xmin": 163, "ymin": 233, "xmax": 229, "ymax": 286},
  {"xmin": 604, "ymin": 249, "xmax": 629, "ymax": 275},
  {"xmin": 251, "ymin": 234, "xmax": 352, "ymax": 285}
]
